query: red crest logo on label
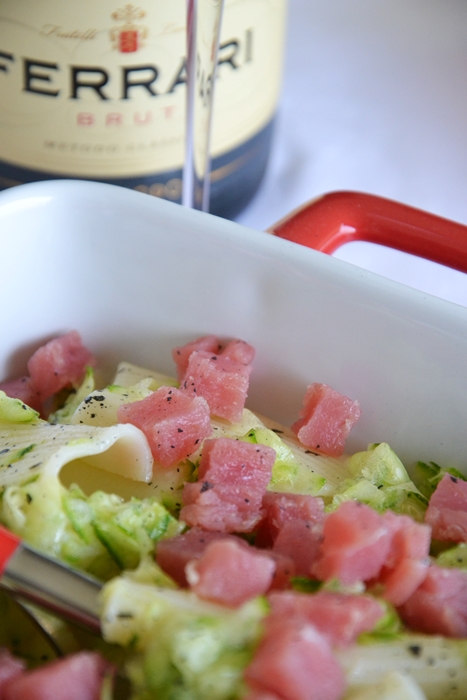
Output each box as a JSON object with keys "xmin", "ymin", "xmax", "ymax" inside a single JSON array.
[{"xmin": 110, "ymin": 4, "xmax": 147, "ymax": 53}]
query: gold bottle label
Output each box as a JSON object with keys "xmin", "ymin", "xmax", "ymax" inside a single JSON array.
[{"xmin": 0, "ymin": 0, "xmax": 286, "ymax": 178}]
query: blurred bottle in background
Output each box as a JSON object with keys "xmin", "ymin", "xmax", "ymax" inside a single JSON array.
[{"xmin": 0, "ymin": 0, "xmax": 286, "ymax": 219}]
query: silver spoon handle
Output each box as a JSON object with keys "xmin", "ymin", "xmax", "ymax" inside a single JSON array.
[
  {"xmin": 1, "ymin": 543, "xmax": 102, "ymax": 632},
  {"xmin": 182, "ymin": 0, "xmax": 225, "ymax": 211}
]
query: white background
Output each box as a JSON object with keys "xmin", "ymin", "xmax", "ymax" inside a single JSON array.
[{"xmin": 236, "ymin": 0, "xmax": 467, "ymax": 307}]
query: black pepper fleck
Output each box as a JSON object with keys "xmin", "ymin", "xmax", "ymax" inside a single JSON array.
[{"xmin": 408, "ymin": 645, "xmax": 422, "ymax": 657}]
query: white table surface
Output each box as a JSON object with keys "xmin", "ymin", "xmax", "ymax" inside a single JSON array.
[{"xmin": 235, "ymin": 0, "xmax": 467, "ymax": 308}]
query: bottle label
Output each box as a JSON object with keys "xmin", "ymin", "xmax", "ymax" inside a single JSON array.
[{"xmin": 0, "ymin": 0, "xmax": 286, "ymax": 178}]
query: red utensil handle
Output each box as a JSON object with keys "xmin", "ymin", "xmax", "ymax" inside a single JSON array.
[
  {"xmin": 0, "ymin": 526, "xmax": 21, "ymax": 576},
  {"xmin": 269, "ymin": 191, "xmax": 467, "ymax": 275}
]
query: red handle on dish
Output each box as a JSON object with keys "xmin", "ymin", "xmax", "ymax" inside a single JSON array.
[{"xmin": 269, "ymin": 191, "xmax": 467, "ymax": 275}]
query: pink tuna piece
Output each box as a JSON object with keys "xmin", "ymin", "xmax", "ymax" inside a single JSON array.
[
  {"xmin": 425, "ymin": 473, "xmax": 467, "ymax": 542},
  {"xmin": 155, "ymin": 527, "xmax": 240, "ymax": 586},
  {"xmin": 117, "ymin": 386, "xmax": 212, "ymax": 467},
  {"xmin": 379, "ymin": 558, "xmax": 430, "ymax": 609},
  {"xmin": 398, "ymin": 565, "xmax": 467, "ymax": 637},
  {"xmin": 180, "ymin": 438, "xmax": 275, "ymax": 532},
  {"xmin": 3, "ymin": 652, "xmax": 112, "ymax": 700},
  {"xmin": 27, "ymin": 331, "xmax": 96, "ymax": 402},
  {"xmin": 311, "ymin": 501, "xmax": 392, "ymax": 585},
  {"xmin": 0, "ymin": 649, "xmax": 25, "ymax": 695},
  {"xmin": 180, "ymin": 350, "xmax": 252, "ymax": 423},
  {"xmin": 186, "ymin": 538, "xmax": 276, "ymax": 607},
  {"xmin": 156, "ymin": 526, "xmax": 293, "ymax": 591},
  {"xmin": 261, "ymin": 491, "xmax": 324, "ymax": 542},
  {"xmin": 273, "ymin": 520, "xmax": 323, "ymax": 578},
  {"xmin": 268, "ymin": 590, "xmax": 385, "ymax": 648},
  {"xmin": 220, "ymin": 339, "xmax": 255, "ymax": 365},
  {"xmin": 376, "ymin": 511, "xmax": 431, "ymax": 606},
  {"xmin": 172, "ymin": 335, "xmax": 255, "ymax": 382},
  {"xmin": 244, "ymin": 616, "xmax": 346, "ymax": 700},
  {"xmin": 0, "ymin": 376, "xmax": 41, "ymax": 412},
  {"xmin": 291, "ymin": 383, "xmax": 361, "ymax": 457},
  {"xmin": 172, "ymin": 335, "xmax": 221, "ymax": 381},
  {"xmin": 257, "ymin": 492, "xmax": 325, "ymax": 546},
  {"xmin": 383, "ymin": 511, "xmax": 432, "ymax": 564},
  {"xmin": 266, "ymin": 550, "xmax": 296, "ymax": 590},
  {"xmin": 243, "ymin": 691, "xmax": 283, "ymax": 700}
]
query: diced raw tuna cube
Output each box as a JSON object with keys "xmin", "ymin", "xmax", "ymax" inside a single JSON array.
[
  {"xmin": 180, "ymin": 438, "xmax": 275, "ymax": 532},
  {"xmin": 272, "ymin": 520, "xmax": 323, "ymax": 577},
  {"xmin": 256, "ymin": 492, "xmax": 325, "ymax": 547},
  {"xmin": 0, "ymin": 376, "xmax": 41, "ymax": 412},
  {"xmin": 172, "ymin": 335, "xmax": 221, "ymax": 381},
  {"xmin": 425, "ymin": 473, "xmax": 467, "ymax": 542},
  {"xmin": 155, "ymin": 527, "xmax": 240, "ymax": 586},
  {"xmin": 181, "ymin": 484, "xmax": 249, "ymax": 531},
  {"xmin": 398, "ymin": 565, "xmax": 467, "ymax": 637},
  {"xmin": 243, "ymin": 690, "xmax": 283, "ymax": 700},
  {"xmin": 291, "ymin": 383, "xmax": 361, "ymax": 457},
  {"xmin": 311, "ymin": 501, "xmax": 392, "ymax": 585},
  {"xmin": 180, "ymin": 350, "xmax": 252, "ymax": 423},
  {"xmin": 27, "ymin": 331, "xmax": 96, "ymax": 401},
  {"xmin": 0, "ymin": 648, "xmax": 25, "ymax": 694},
  {"xmin": 186, "ymin": 538, "xmax": 276, "ymax": 607},
  {"xmin": 268, "ymin": 590, "xmax": 385, "ymax": 647},
  {"xmin": 156, "ymin": 526, "xmax": 292, "ymax": 591},
  {"xmin": 117, "ymin": 386, "xmax": 212, "ymax": 467},
  {"xmin": 376, "ymin": 511, "xmax": 431, "ymax": 606},
  {"xmin": 383, "ymin": 511, "xmax": 431, "ymax": 563},
  {"xmin": 267, "ymin": 550, "xmax": 296, "ymax": 590},
  {"xmin": 3, "ymin": 651, "xmax": 112, "ymax": 700},
  {"xmin": 172, "ymin": 335, "xmax": 255, "ymax": 382},
  {"xmin": 244, "ymin": 616, "xmax": 346, "ymax": 700},
  {"xmin": 220, "ymin": 339, "xmax": 255, "ymax": 365},
  {"xmin": 379, "ymin": 558, "xmax": 430, "ymax": 608}
]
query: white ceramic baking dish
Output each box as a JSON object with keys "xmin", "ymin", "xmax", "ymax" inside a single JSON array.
[{"xmin": 1, "ymin": 180, "xmax": 467, "ymax": 475}]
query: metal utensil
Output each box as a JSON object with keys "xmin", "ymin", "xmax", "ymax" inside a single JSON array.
[
  {"xmin": 0, "ymin": 526, "xmax": 131, "ymax": 696},
  {"xmin": 0, "ymin": 526, "xmax": 101, "ymax": 632},
  {"xmin": 182, "ymin": 0, "xmax": 225, "ymax": 211}
]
